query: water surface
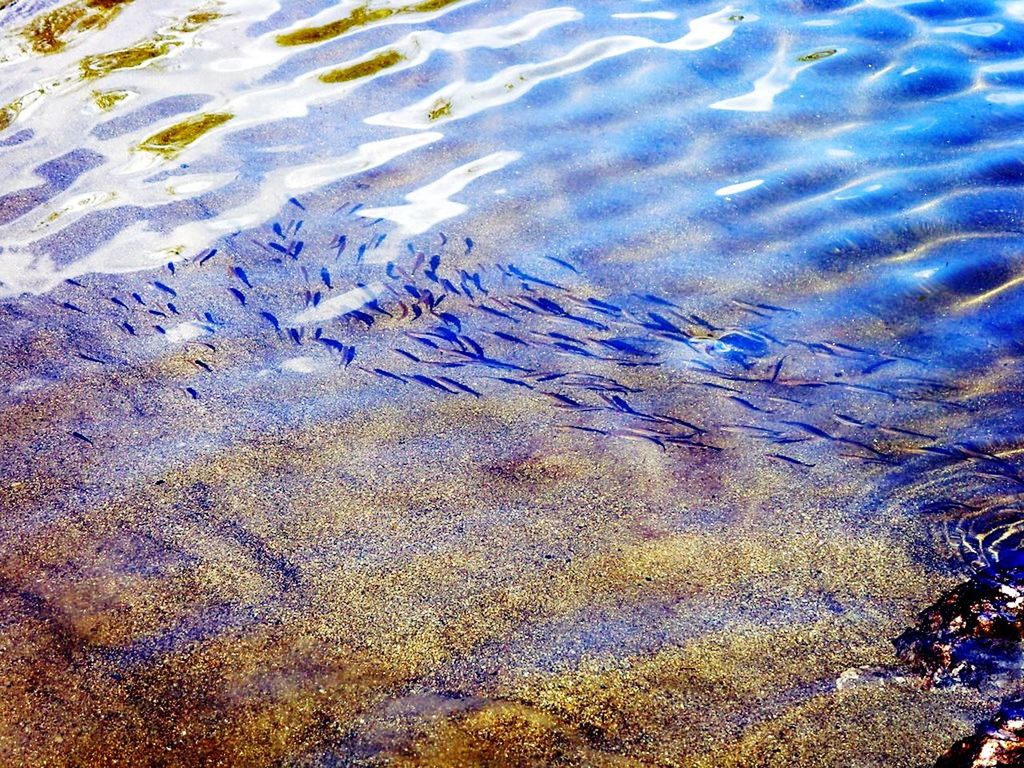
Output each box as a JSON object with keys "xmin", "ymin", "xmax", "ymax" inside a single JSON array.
[{"xmin": 2, "ymin": 0, "xmax": 1024, "ymax": 765}]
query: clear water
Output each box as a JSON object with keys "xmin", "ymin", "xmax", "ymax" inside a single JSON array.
[{"xmin": 2, "ymin": 0, "xmax": 1024, "ymax": 765}]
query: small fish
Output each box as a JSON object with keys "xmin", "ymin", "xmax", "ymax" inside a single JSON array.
[
  {"xmin": 508, "ymin": 264, "xmax": 562, "ymax": 289},
  {"xmin": 487, "ymin": 376, "xmax": 534, "ymax": 389},
  {"xmin": 609, "ymin": 428, "xmax": 666, "ymax": 450},
  {"xmin": 288, "ymin": 328, "xmax": 303, "ymax": 345},
  {"xmin": 409, "ymin": 335, "xmax": 440, "ymax": 350},
  {"xmin": 827, "ymin": 341, "xmax": 882, "ymax": 358},
  {"xmin": 153, "ymin": 325, "xmax": 167, "ymax": 334},
  {"xmin": 562, "ymin": 425, "xmax": 609, "ymax": 435},
  {"xmin": 834, "ymin": 413, "xmax": 868, "ymax": 427},
  {"xmin": 494, "ymin": 331, "xmax": 528, "ymax": 346},
  {"xmin": 780, "ymin": 421, "xmax": 833, "ymax": 440},
  {"xmin": 292, "ymin": 241, "xmax": 304, "ymax": 259},
  {"xmin": 460, "ymin": 269, "xmax": 486, "ymax": 295},
  {"xmin": 640, "ymin": 293, "xmax": 677, "ymax": 308},
  {"xmin": 604, "ymin": 394, "xmax": 644, "ymax": 416},
  {"xmin": 198, "ymin": 248, "xmax": 218, "ymax": 265},
  {"xmin": 71, "ymin": 431, "xmax": 94, "ymax": 446},
  {"xmin": 167, "ymin": 303, "xmax": 180, "ymax": 315},
  {"xmin": 431, "ymin": 327, "xmax": 462, "ymax": 345},
  {"xmin": 880, "ymin": 425, "xmax": 937, "ymax": 440},
  {"xmin": 438, "ymin": 376, "xmax": 481, "ymax": 397},
  {"xmin": 733, "ymin": 299, "xmax": 797, "ymax": 315},
  {"xmin": 365, "ymin": 300, "xmax": 393, "ymax": 318},
  {"xmin": 394, "ymin": 348, "xmax": 421, "ymax": 363},
  {"xmin": 553, "ymin": 342, "xmax": 596, "ymax": 358},
  {"xmin": 547, "ymin": 331, "xmax": 586, "ymax": 344},
  {"xmin": 410, "ymin": 374, "xmax": 454, "ymax": 394},
  {"xmin": 184, "ymin": 387, "xmax": 200, "ymax": 399},
  {"xmin": 289, "ymin": 197, "xmax": 306, "ymax": 210},
  {"xmin": 335, "ymin": 235, "xmax": 347, "ymax": 257},
  {"xmin": 644, "ymin": 313, "xmax": 685, "ymax": 335},
  {"xmin": 132, "ymin": 292, "xmax": 146, "ymax": 305},
  {"xmin": 475, "ymin": 304, "xmax": 517, "ymax": 322},
  {"xmin": 194, "ymin": 359, "xmax": 213, "ymax": 372},
  {"xmin": 460, "ymin": 335, "xmax": 485, "ymax": 358},
  {"xmin": 688, "ymin": 314, "xmax": 717, "ymax": 331},
  {"xmin": 837, "ymin": 437, "xmax": 888, "ymax": 458},
  {"xmin": 62, "ymin": 302, "xmax": 85, "ymax": 313},
  {"xmin": 78, "ymin": 352, "xmax": 108, "ymax": 365},
  {"xmin": 111, "ymin": 296, "xmax": 130, "ymax": 310},
  {"xmin": 321, "ymin": 267, "xmax": 332, "ymax": 289},
  {"xmin": 259, "ymin": 311, "xmax": 281, "ymax": 333},
  {"xmin": 229, "ymin": 288, "xmax": 247, "ymax": 306},
  {"xmin": 863, "ymin": 359, "xmax": 896, "ymax": 374},
  {"xmin": 373, "ymin": 368, "xmax": 406, "ymax": 383},
  {"xmin": 701, "ymin": 382, "xmax": 741, "ymax": 393},
  {"xmin": 65, "ymin": 278, "xmax": 85, "ymax": 287},
  {"xmin": 542, "ymin": 391, "xmax": 592, "ymax": 409},
  {"xmin": 347, "ymin": 310, "xmax": 375, "ymax": 327},
  {"xmin": 544, "ymin": 256, "xmax": 579, "ymax": 273},
  {"xmin": 122, "ymin": 321, "xmax": 136, "ymax": 336},
  {"xmin": 729, "ymin": 396, "xmax": 768, "ymax": 412},
  {"xmin": 599, "ymin": 338, "xmax": 654, "ymax": 357},
  {"xmin": 153, "ymin": 281, "xmax": 177, "ymax": 298},
  {"xmin": 317, "ymin": 337, "xmax": 346, "ymax": 353},
  {"xmin": 506, "ymin": 299, "xmax": 539, "ymax": 314},
  {"xmin": 233, "ymin": 266, "xmax": 252, "ymax": 288},
  {"xmin": 438, "ymin": 312, "xmax": 462, "ymax": 331},
  {"xmin": 730, "ymin": 300, "xmax": 770, "ymax": 318},
  {"xmin": 585, "ymin": 297, "xmax": 622, "ymax": 314},
  {"xmin": 465, "ymin": 237, "xmax": 474, "ymax": 254},
  {"xmin": 769, "ymin": 453, "xmax": 816, "ymax": 467}
]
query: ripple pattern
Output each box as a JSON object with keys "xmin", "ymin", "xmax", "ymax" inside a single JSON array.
[{"xmin": 3, "ymin": 0, "xmax": 1024, "ymax": 765}]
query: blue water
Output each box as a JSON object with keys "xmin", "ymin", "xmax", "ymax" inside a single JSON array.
[{"xmin": 3, "ymin": 0, "xmax": 1024, "ymax": 764}]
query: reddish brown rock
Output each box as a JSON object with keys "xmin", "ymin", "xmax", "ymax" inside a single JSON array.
[
  {"xmin": 894, "ymin": 571, "xmax": 1024, "ymax": 687},
  {"xmin": 936, "ymin": 698, "xmax": 1024, "ymax": 767}
]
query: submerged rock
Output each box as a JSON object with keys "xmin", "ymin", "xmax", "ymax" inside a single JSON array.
[
  {"xmin": 894, "ymin": 570, "xmax": 1024, "ymax": 687},
  {"xmin": 935, "ymin": 697, "xmax": 1024, "ymax": 767}
]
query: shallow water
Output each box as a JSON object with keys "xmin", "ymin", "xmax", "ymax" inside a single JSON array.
[{"xmin": 2, "ymin": 0, "xmax": 1024, "ymax": 765}]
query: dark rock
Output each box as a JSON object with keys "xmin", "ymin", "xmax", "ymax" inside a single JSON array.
[
  {"xmin": 894, "ymin": 570, "xmax": 1024, "ymax": 687},
  {"xmin": 936, "ymin": 697, "xmax": 1024, "ymax": 767}
]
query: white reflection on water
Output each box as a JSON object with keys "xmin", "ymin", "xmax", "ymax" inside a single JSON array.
[{"xmin": 358, "ymin": 149, "xmax": 521, "ymax": 236}]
